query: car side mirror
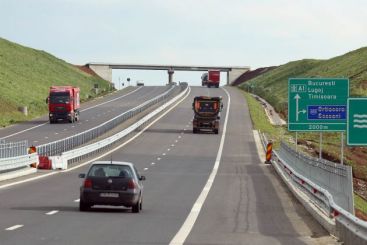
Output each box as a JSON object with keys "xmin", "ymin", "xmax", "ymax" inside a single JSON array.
[
  {"xmin": 79, "ymin": 173, "xmax": 86, "ymax": 178},
  {"xmin": 139, "ymin": 176, "xmax": 146, "ymax": 181}
]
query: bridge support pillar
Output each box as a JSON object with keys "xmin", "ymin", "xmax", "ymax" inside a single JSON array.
[
  {"xmin": 168, "ymin": 68, "xmax": 174, "ymax": 84},
  {"xmin": 227, "ymin": 68, "xmax": 250, "ymax": 85},
  {"xmin": 88, "ymin": 64, "xmax": 112, "ymax": 83}
]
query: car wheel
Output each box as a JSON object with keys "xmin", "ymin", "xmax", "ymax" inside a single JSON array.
[{"xmin": 79, "ymin": 199, "xmax": 90, "ymax": 211}]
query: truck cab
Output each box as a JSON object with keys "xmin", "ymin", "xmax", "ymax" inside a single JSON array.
[
  {"xmin": 47, "ymin": 86, "xmax": 80, "ymax": 123},
  {"xmin": 192, "ymin": 96, "xmax": 223, "ymax": 134}
]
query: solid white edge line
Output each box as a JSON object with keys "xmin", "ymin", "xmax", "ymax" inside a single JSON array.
[
  {"xmin": 1, "ymin": 87, "xmax": 142, "ymax": 139},
  {"xmin": 0, "ymin": 87, "xmax": 191, "ymax": 188},
  {"xmin": 169, "ymin": 87, "xmax": 231, "ymax": 245},
  {"xmin": 46, "ymin": 210, "xmax": 59, "ymax": 215},
  {"xmin": 5, "ymin": 225, "xmax": 24, "ymax": 231}
]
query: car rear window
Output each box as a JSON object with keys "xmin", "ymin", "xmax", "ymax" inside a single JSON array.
[{"xmin": 88, "ymin": 164, "xmax": 133, "ymax": 178}]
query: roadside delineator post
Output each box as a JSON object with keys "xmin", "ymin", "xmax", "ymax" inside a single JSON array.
[{"xmin": 265, "ymin": 141, "xmax": 273, "ymax": 164}]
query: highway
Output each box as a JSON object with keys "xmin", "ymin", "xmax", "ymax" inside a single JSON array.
[
  {"xmin": 0, "ymin": 86, "xmax": 172, "ymax": 146},
  {"xmin": 0, "ymin": 86, "xmax": 338, "ymax": 245}
]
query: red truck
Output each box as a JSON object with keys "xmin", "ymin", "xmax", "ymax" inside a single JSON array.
[
  {"xmin": 207, "ymin": 70, "xmax": 220, "ymax": 88},
  {"xmin": 47, "ymin": 86, "xmax": 80, "ymax": 123}
]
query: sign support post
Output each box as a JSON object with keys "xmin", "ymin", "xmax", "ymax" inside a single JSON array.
[
  {"xmin": 319, "ymin": 132, "xmax": 322, "ymax": 159},
  {"xmin": 341, "ymin": 132, "xmax": 344, "ymax": 165}
]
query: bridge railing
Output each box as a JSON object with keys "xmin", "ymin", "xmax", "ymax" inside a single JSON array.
[
  {"xmin": 37, "ymin": 85, "xmax": 178, "ymax": 157},
  {"xmin": 260, "ymin": 133, "xmax": 367, "ymax": 244}
]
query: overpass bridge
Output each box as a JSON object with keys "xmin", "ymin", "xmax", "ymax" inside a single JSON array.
[{"xmin": 86, "ymin": 63, "xmax": 250, "ymax": 85}]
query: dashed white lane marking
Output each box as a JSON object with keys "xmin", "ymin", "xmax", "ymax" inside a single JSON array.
[
  {"xmin": 167, "ymin": 148, "xmax": 170, "ymax": 151},
  {"xmin": 44, "ymin": 137, "xmax": 48, "ymax": 139},
  {"xmin": 151, "ymin": 162, "xmax": 156, "ymax": 165},
  {"xmin": 143, "ymin": 168, "xmax": 148, "ymax": 171},
  {"xmin": 175, "ymin": 140, "xmax": 178, "ymax": 143},
  {"xmin": 157, "ymin": 157, "xmax": 161, "ymax": 161},
  {"xmin": 183, "ymin": 129, "xmax": 186, "ymax": 131},
  {"xmin": 46, "ymin": 210, "xmax": 59, "ymax": 215},
  {"xmin": 162, "ymin": 153, "xmax": 166, "ymax": 156},
  {"xmin": 54, "ymin": 133, "xmax": 59, "ymax": 135},
  {"xmin": 33, "ymin": 141, "xmax": 38, "ymax": 143},
  {"xmin": 63, "ymin": 129, "xmax": 67, "ymax": 131},
  {"xmin": 178, "ymin": 136, "xmax": 182, "ymax": 139},
  {"xmin": 72, "ymin": 125, "xmax": 75, "ymax": 128},
  {"xmin": 74, "ymin": 199, "xmax": 80, "ymax": 203},
  {"xmin": 86, "ymin": 120, "xmax": 89, "ymax": 122},
  {"xmin": 169, "ymin": 87, "xmax": 231, "ymax": 245},
  {"xmin": 5, "ymin": 225, "xmax": 23, "ymax": 231},
  {"xmin": 171, "ymin": 144, "xmax": 175, "ymax": 147}
]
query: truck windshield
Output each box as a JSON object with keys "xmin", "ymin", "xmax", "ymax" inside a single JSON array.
[
  {"xmin": 197, "ymin": 101, "xmax": 217, "ymax": 113},
  {"xmin": 50, "ymin": 92, "xmax": 70, "ymax": 104}
]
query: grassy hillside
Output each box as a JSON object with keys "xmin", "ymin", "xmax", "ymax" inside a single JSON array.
[
  {"xmin": 0, "ymin": 37, "xmax": 113, "ymax": 127},
  {"xmin": 239, "ymin": 47, "xmax": 367, "ymax": 116}
]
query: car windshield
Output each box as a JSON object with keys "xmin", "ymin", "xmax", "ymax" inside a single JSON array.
[{"xmin": 88, "ymin": 164, "xmax": 133, "ymax": 178}]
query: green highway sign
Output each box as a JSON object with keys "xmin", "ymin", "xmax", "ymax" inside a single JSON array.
[
  {"xmin": 288, "ymin": 78, "xmax": 349, "ymax": 131},
  {"xmin": 347, "ymin": 98, "xmax": 367, "ymax": 146}
]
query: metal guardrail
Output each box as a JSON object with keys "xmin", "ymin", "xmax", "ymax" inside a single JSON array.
[
  {"xmin": 0, "ymin": 140, "xmax": 28, "ymax": 158},
  {"xmin": 0, "ymin": 153, "xmax": 38, "ymax": 173},
  {"xmin": 37, "ymin": 85, "xmax": 178, "ymax": 157},
  {"xmin": 260, "ymin": 133, "xmax": 367, "ymax": 244},
  {"xmin": 277, "ymin": 141, "xmax": 354, "ymax": 213},
  {"xmin": 59, "ymin": 84, "xmax": 189, "ymax": 165}
]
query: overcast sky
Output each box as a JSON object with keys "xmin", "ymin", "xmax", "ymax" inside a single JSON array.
[{"xmin": 1, "ymin": 0, "xmax": 367, "ymax": 86}]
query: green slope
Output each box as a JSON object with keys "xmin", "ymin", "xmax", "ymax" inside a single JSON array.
[
  {"xmin": 239, "ymin": 47, "xmax": 367, "ymax": 116},
  {"xmin": 0, "ymin": 37, "xmax": 113, "ymax": 127}
]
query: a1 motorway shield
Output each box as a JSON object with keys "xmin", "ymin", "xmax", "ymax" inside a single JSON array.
[
  {"xmin": 347, "ymin": 98, "xmax": 367, "ymax": 146},
  {"xmin": 288, "ymin": 78, "xmax": 349, "ymax": 131}
]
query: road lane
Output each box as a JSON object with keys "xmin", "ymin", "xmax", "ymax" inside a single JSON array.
[
  {"xmin": 0, "ymin": 86, "xmax": 172, "ymax": 146},
  {"xmin": 0, "ymin": 86, "xmax": 227, "ymax": 245},
  {"xmin": 0, "ymin": 86, "xmax": 337, "ymax": 245},
  {"xmin": 185, "ymin": 87, "xmax": 337, "ymax": 245}
]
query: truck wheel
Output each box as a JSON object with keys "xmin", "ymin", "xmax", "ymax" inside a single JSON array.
[
  {"xmin": 216, "ymin": 84, "xmax": 219, "ymax": 88},
  {"xmin": 193, "ymin": 128, "xmax": 197, "ymax": 134},
  {"xmin": 214, "ymin": 129, "xmax": 219, "ymax": 134}
]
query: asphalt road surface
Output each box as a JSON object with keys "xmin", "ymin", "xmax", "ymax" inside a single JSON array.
[
  {"xmin": 0, "ymin": 86, "xmax": 172, "ymax": 146},
  {"xmin": 0, "ymin": 86, "xmax": 337, "ymax": 245}
]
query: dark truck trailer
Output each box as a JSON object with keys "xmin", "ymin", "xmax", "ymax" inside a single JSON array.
[{"xmin": 192, "ymin": 96, "xmax": 223, "ymax": 134}]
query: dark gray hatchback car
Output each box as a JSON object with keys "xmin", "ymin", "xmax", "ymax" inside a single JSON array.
[{"xmin": 79, "ymin": 161, "xmax": 145, "ymax": 213}]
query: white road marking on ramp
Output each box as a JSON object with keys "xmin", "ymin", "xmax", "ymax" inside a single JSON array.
[
  {"xmin": 5, "ymin": 225, "xmax": 23, "ymax": 231},
  {"xmin": 169, "ymin": 87, "xmax": 231, "ymax": 245},
  {"xmin": 157, "ymin": 157, "xmax": 161, "ymax": 161},
  {"xmin": 151, "ymin": 162, "xmax": 156, "ymax": 165},
  {"xmin": 143, "ymin": 168, "xmax": 148, "ymax": 171},
  {"xmin": 46, "ymin": 210, "xmax": 59, "ymax": 215},
  {"xmin": 74, "ymin": 199, "xmax": 80, "ymax": 203}
]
